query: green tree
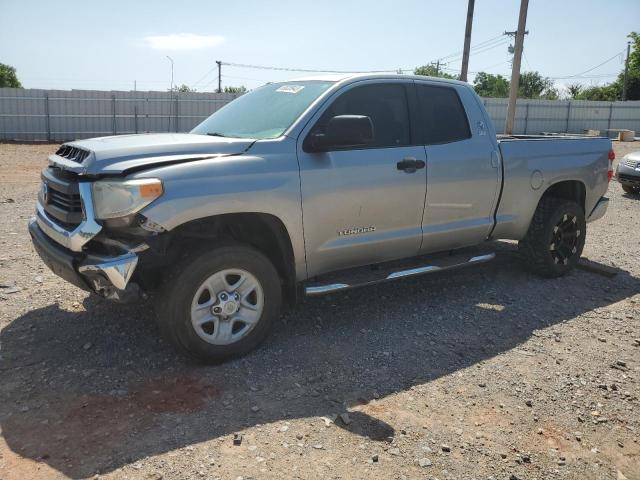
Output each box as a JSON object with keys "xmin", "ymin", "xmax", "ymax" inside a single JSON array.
[
  {"xmin": 414, "ymin": 64, "xmax": 458, "ymax": 80},
  {"xmin": 0, "ymin": 63, "xmax": 22, "ymax": 88},
  {"xmin": 566, "ymin": 83, "xmax": 583, "ymax": 98},
  {"xmin": 171, "ymin": 84, "xmax": 194, "ymax": 93},
  {"xmin": 575, "ymin": 83, "xmax": 621, "ymax": 101},
  {"xmin": 518, "ymin": 71, "xmax": 556, "ymax": 99},
  {"xmin": 473, "ymin": 72, "xmax": 510, "ymax": 97},
  {"xmin": 618, "ymin": 31, "xmax": 640, "ymax": 100},
  {"xmin": 473, "ymin": 71, "xmax": 557, "ymax": 99},
  {"xmin": 223, "ymin": 85, "xmax": 247, "ymax": 94}
]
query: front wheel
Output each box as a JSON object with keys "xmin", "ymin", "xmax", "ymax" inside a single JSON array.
[
  {"xmin": 518, "ymin": 197, "xmax": 586, "ymax": 278},
  {"xmin": 155, "ymin": 244, "xmax": 282, "ymax": 363},
  {"xmin": 621, "ymin": 184, "xmax": 640, "ymax": 195}
]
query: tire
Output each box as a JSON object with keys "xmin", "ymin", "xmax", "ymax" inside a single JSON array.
[
  {"xmin": 621, "ymin": 184, "xmax": 640, "ymax": 195},
  {"xmin": 518, "ymin": 197, "xmax": 586, "ymax": 278},
  {"xmin": 155, "ymin": 243, "xmax": 282, "ymax": 363}
]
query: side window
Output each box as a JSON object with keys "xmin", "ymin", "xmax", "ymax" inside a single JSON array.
[
  {"xmin": 314, "ymin": 83, "xmax": 411, "ymax": 148},
  {"xmin": 416, "ymin": 85, "xmax": 471, "ymax": 145}
]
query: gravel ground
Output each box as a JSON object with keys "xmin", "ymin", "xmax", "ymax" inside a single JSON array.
[{"xmin": 0, "ymin": 142, "xmax": 639, "ymax": 480}]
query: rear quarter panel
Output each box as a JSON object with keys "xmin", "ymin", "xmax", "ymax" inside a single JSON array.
[{"xmin": 492, "ymin": 136, "xmax": 611, "ymax": 240}]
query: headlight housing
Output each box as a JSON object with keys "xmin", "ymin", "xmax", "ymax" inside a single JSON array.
[{"xmin": 92, "ymin": 178, "xmax": 163, "ymax": 219}]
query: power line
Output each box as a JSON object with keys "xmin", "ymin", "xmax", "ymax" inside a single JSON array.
[
  {"xmin": 220, "ymin": 46, "xmax": 508, "ymax": 79},
  {"xmin": 221, "ymin": 33, "xmax": 509, "ymax": 77},
  {"xmin": 561, "ymin": 51, "xmax": 624, "ymax": 79},
  {"xmin": 465, "ymin": 39, "xmax": 509, "ymax": 57},
  {"xmin": 437, "ymin": 40, "xmax": 509, "ymax": 72},
  {"xmin": 550, "ymin": 73, "xmax": 618, "ymax": 80},
  {"xmin": 197, "ymin": 42, "xmax": 627, "ymax": 92},
  {"xmin": 522, "ymin": 50, "xmax": 532, "ymax": 70},
  {"xmin": 223, "ymin": 73, "xmax": 276, "ymax": 82},
  {"xmin": 475, "ymin": 59, "xmax": 512, "ymax": 72},
  {"xmin": 200, "ymin": 75, "xmax": 221, "ymax": 91},
  {"xmin": 438, "ymin": 34, "xmax": 506, "ymax": 62},
  {"xmin": 222, "ymin": 62, "xmax": 397, "ymax": 74},
  {"xmin": 191, "ymin": 65, "xmax": 219, "ymax": 89}
]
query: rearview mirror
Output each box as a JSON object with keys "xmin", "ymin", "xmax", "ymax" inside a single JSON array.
[{"xmin": 307, "ymin": 115, "xmax": 374, "ymax": 152}]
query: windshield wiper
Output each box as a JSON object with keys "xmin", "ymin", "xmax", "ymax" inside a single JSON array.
[{"xmin": 206, "ymin": 132, "xmax": 230, "ymax": 137}]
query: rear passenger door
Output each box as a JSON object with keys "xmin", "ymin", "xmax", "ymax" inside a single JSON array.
[{"xmin": 416, "ymin": 81, "xmax": 501, "ymax": 253}]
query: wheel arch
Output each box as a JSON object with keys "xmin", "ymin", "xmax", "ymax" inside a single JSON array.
[
  {"xmin": 539, "ymin": 179, "xmax": 586, "ymax": 212},
  {"xmin": 168, "ymin": 212, "xmax": 298, "ymax": 302}
]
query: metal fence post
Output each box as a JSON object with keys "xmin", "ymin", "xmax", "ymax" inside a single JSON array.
[
  {"xmin": 524, "ymin": 103, "xmax": 529, "ymax": 134},
  {"xmin": 565, "ymin": 101, "xmax": 571, "ymax": 133},
  {"xmin": 607, "ymin": 102, "xmax": 613, "ymax": 131},
  {"xmin": 134, "ymin": 105, "xmax": 138, "ymax": 134},
  {"xmin": 175, "ymin": 95, "xmax": 179, "ymax": 132},
  {"xmin": 44, "ymin": 92, "xmax": 51, "ymax": 141},
  {"xmin": 112, "ymin": 94, "xmax": 116, "ymax": 135}
]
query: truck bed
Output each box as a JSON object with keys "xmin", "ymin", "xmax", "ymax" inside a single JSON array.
[
  {"xmin": 491, "ymin": 134, "xmax": 611, "ymax": 240},
  {"xmin": 497, "ymin": 134, "xmax": 608, "ymax": 141}
]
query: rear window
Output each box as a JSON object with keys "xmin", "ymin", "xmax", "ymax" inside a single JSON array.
[{"xmin": 416, "ymin": 84, "xmax": 471, "ymax": 145}]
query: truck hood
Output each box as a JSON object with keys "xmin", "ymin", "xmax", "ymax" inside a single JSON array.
[
  {"xmin": 624, "ymin": 151, "xmax": 640, "ymax": 162},
  {"xmin": 50, "ymin": 133, "xmax": 256, "ymax": 175}
]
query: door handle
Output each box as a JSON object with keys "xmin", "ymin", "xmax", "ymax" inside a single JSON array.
[{"xmin": 397, "ymin": 157, "xmax": 426, "ymax": 173}]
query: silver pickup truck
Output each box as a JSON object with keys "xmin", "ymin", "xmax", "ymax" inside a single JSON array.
[{"xmin": 29, "ymin": 74, "xmax": 613, "ymax": 362}]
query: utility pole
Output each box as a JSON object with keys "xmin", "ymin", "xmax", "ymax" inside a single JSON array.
[
  {"xmin": 216, "ymin": 60, "xmax": 222, "ymax": 93},
  {"xmin": 504, "ymin": 0, "xmax": 529, "ymax": 135},
  {"xmin": 622, "ymin": 41, "xmax": 631, "ymax": 101},
  {"xmin": 460, "ymin": 0, "xmax": 475, "ymax": 83},
  {"xmin": 435, "ymin": 59, "xmax": 440, "ymax": 77},
  {"xmin": 166, "ymin": 56, "xmax": 174, "ymax": 132},
  {"xmin": 504, "ymin": 29, "xmax": 529, "ymax": 66}
]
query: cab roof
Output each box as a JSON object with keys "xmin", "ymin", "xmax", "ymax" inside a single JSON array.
[{"xmin": 289, "ymin": 73, "xmax": 470, "ymax": 88}]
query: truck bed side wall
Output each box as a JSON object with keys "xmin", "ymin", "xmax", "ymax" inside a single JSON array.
[{"xmin": 492, "ymin": 137, "xmax": 610, "ymax": 240}]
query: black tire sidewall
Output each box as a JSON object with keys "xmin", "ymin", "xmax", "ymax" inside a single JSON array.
[
  {"xmin": 156, "ymin": 245, "xmax": 282, "ymax": 363},
  {"xmin": 519, "ymin": 198, "xmax": 586, "ymax": 278}
]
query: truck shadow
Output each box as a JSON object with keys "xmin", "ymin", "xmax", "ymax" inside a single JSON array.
[{"xmin": 1, "ymin": 244, "xmax": 638, "ymax": 478}]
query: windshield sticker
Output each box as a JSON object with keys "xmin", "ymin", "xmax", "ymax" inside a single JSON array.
[{"xmin": 276, "ymin": 85, "xmax": 305, "ymax": 94}]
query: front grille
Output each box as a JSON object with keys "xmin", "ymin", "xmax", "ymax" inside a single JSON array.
[
  {"xmin": 48, "ymin": 188, "xmax": 82, "ymax": 214},
  {"xmin": 623, "ymin": 158, "xmax": 638, "ymax": 168},
  {"xmin": 55, "ymin": 145, "xmax": 90, "ymax": 164},
  {"xmin": 40, "ymin": 167, "xmax": 84, "ymax": 228}
]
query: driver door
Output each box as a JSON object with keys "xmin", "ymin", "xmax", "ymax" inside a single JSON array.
[{"xmin": 297, "ymin": 81, "xmax": 427, "ymax": 277}]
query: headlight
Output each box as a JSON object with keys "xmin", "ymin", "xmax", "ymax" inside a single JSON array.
[{"xmin": 92, "ymin": 178, "xmax": 163, "ymax": 219}]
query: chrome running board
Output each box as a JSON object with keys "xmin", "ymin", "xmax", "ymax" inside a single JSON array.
[
  {"xmin": 305, "ymin": 252, "xmax": 495, "ymax": 296},
  {"xmin": 305, "ymin": 283, "xmax": 350, "ymax": 295}
]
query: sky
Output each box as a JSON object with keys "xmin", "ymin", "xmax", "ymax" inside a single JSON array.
[{"xmin": 1, "ymin": 0, "xmax": 638, "ymax": 93}]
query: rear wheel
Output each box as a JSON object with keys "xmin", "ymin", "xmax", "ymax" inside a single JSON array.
[
  {"xmin": 156, "ymin": 244, "xmax": 282, "ymax": 363},
  {"xmin": 518, "ymin": 197, "xmax": 586, "ymax": 278}
]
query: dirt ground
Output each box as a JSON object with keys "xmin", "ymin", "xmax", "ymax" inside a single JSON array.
[{"xmin": 0, "ymin": 142, "xmax": 639, "ymax": 480}]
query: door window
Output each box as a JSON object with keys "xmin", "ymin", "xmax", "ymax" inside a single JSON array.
[
  {"xmin": 313, "ymin": 83, "xmax": 411, "ymax": 148},
  {"xmin": 416, "ymin": 84, "xmax": 471, "ymax": 145}
]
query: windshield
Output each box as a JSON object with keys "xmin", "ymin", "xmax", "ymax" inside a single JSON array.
[{"xmin": 191, "ymin": 81, "xmax": 335, "ymax": 139}]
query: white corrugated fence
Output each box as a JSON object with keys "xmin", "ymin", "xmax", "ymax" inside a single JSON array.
[{"xmin": 1, "ymin": 87, "xmax": 639, "ymax": 142}]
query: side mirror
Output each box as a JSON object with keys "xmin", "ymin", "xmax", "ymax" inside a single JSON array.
[{"xmin": 307, "ymin": 115, "xmax": 374, "ymax": 152}]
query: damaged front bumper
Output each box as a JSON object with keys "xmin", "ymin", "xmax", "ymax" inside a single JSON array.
[
  {"xmin": 29, "ymin": 218, "xmax": 145, "ymax": 302},
  {"xmin": 29, "ymin": 184, "xmax": 147, "ymax": 302}
]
